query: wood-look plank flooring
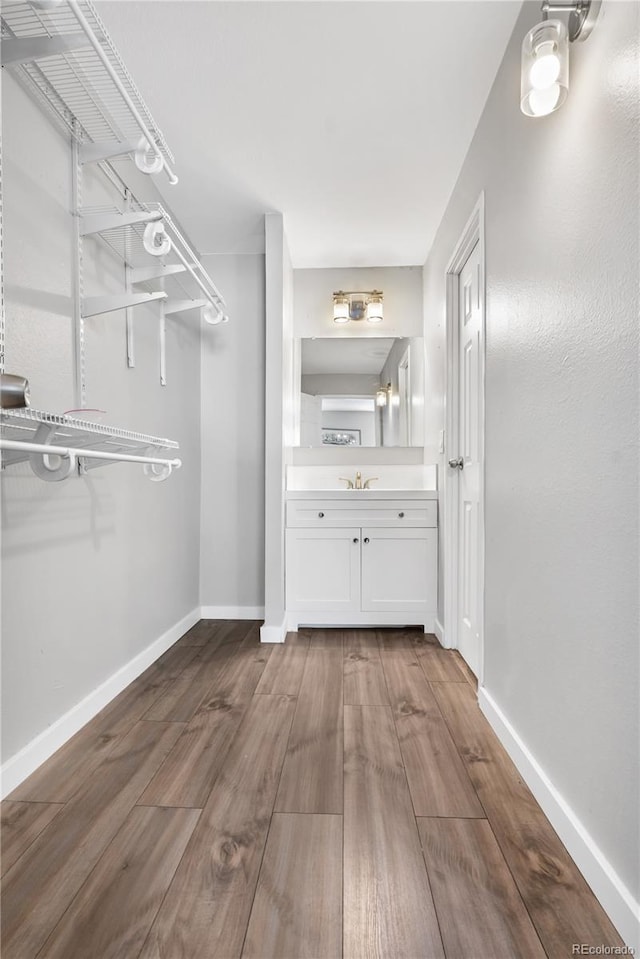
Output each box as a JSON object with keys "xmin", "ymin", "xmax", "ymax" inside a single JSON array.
[{"xmin": 1, "ymin": 622, "xmax": 623, "ymax": 959}]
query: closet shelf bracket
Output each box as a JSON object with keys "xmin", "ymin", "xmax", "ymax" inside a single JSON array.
[
  {"xmin": 79, "ymin": 139, "xmax": 140, "ymax": 165},
  {"xmin": 82, "ymin": 291, "xmax": 166, "ymax": 318}
]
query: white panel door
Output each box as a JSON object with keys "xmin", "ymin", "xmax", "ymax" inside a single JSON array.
[
  {"xmin": 286, "ymin": 527, "xmax": 361, "ymax": 611},
  {"xmin": 456, "ymin": 242, "xmax": 482, "ymax": 675},
  {"xmin": 361, "ymin": 528, "xmax": 437, "ymax": 613}
]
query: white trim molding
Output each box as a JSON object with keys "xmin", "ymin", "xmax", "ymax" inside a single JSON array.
[
  {"xmin": 200, "ymin": 605, "xmax": 265, "ymax": 620},
  {"xmin": 260, "ymin": 616, "xmax": 287, "ymax": 644},
  {"xmin": 0, "ymin": 606, "xmax": 201, "ymax": 799},
  {"xmin": 444, "ymin": 192, "xmax": 486, "ymax": 684},
  {"xmin": 479, "ymin": 686, "xmax": 640, "ymax": 953},
  {"xmin": 433, "ymin": 617, "xmax": 446, "ymax": 646}
]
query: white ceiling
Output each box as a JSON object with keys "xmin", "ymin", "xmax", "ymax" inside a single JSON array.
[
  {"xmin": 97, "ymin": 1, "xmax": 521, "ymax": 268},
  {"xmin": 302, "ymin": 336, "xmax": 397, "ymax": 375}
]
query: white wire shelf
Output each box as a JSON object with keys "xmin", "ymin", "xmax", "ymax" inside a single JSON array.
[
  {"xmin": 82, "ymin": 200, "xmax": 229, "ymax": 322},
  {"xmin": 1, "ymin": 0, "xmax": 176, "ymax": 183},
  {"xmin": 0, "ymin": 407, "xmax": 180, "ymax": 481}
]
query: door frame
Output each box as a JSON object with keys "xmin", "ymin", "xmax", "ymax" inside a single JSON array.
[{"xmin": 443, "ymin": 192, "xmax": 486, "ymax": 685}]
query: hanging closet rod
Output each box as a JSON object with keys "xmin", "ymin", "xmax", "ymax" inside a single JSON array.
[
  {"xmin": 65, "ymin": 0, "xmax": 178, "ymax": 185},
  {"xmin": 167, "ymin": 228, "xmax": 228, "ymax": 320},
  {"xmin": 0, "ymin": 437, "xmax": 181, "ymax": 475}
]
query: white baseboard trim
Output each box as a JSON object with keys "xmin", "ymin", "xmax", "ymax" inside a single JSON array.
[
  {"xmin": 0, "ymin": 606, "xmax": 201, "ymax": 800},
  {"xmin": 200, "ymin": 605, "xmax": 265, "ymax": 620},
  {"xmin": 478, "ymin": 686, "xmax": 640, "ymax": 953},
  {"xmin": 260, "ymin": 617, "xmax": 287, "ymax": 644},
  {"xmin": 434, "ymin": 617, "xmax": 445, "ymax": 646}
]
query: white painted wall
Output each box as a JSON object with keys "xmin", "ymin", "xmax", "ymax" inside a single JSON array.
[
  {"xmin": 292, "ymin": 446, "xmax": 427, "ymax": 467},
  {"xmin": 1, "ymin": 75, "xmax": 202, "ymax": 768},
  {"xmin": 199, "ymin": 254, "xmax": 265, "ymax": 615},
  {"xmin": 423, "ymin": 0, "xmax": 639, "ymax": 941}
]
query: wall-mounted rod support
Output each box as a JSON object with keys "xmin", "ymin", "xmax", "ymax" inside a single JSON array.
[{"xmin": 67, "ymin": 0, "xmax": 179, "ymax": 185}]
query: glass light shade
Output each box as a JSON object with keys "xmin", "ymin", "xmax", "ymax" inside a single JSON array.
[
  {"xmin": 333, "ymin": 295, "xmax": 350, "ymax": 323},
  {"xmin": 366, "ymin": 296, "xmax": 384, "ymax": 323},
  {"xmin": 375, "ymin": 388, "xmax": 387, "ymax": 408},
  {"xmin": 521, "ymin": 19, "xmax": 569, "ymax": 117}
]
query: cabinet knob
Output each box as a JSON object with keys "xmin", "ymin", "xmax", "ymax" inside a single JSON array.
[
  {"xmin": 398, "ymin": 512, "xmax": 405, "ymax": 518},
  {"xmin": 318, "ymin": 511, "xmax": 324, "ymax": 518},
  {"xmin": 364, "ymin": 537, "xmax": 370, "ymax": 544},
  {"xmin": 353, "ymin": 537, "xmax": 359, "ymax": 543}
]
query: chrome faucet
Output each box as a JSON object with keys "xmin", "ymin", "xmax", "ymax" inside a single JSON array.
[
  {"xmin": 363, "ymin": 476, "xmax": 378, "ymax": 489},
  {"xmin": 339, "ymin": 476, "xmax": 355, "ymax": 489}
]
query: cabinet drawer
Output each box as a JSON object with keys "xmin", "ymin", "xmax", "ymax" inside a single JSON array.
[{"xmin": 286, "ymin": 499, "xmax": 437, "ymax": 528}]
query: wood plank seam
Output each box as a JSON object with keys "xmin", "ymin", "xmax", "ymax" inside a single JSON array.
[{"xmin": 238, "ymin": 688, "xmax": 308, "ymax": 958}]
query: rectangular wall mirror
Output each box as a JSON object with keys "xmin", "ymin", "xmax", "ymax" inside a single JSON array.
[{"xmin": 297, "ymin": 336, "xmax": 424, "ymax": 447}]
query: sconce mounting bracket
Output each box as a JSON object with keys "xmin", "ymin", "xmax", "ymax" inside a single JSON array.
[{"xmin": 542, "ymin": 0, "xmax": 601, "ymax": 41}]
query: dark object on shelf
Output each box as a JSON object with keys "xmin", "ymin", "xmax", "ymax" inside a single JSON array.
[{"xmin": 1, "ymin": 374, "xmax": 30, "ymax": 409}]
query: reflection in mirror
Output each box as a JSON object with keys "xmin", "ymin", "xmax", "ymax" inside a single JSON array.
[{"xmin": 297, "ymin": 336, "xmax": 424, "ymax": 447}]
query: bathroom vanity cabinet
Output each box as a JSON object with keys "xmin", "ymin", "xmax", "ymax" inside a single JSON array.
[{"xmin": 285, "ymin": 491, "xmax": 437, "ymax": 630}]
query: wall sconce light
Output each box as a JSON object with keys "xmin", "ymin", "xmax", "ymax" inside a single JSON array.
[
  {"xmin": 333, "ymin": 290, "xmax": 384, "ymax": 325},
  {"xmin": 521, "ymin": 0, "xmax": 600, "ymax": 117},
  {"xmin": 376, "ymin": 383, "xmax": 392, "ymax": 407}
]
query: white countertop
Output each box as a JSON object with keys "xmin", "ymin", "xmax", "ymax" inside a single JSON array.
[{"xmin": 286, "ymin": 489, "xmax": 438, "ymax": 500}]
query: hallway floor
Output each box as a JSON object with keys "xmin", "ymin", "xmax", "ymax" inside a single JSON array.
[{"xmin": 1, "ymin": 621, "xmax": 623, "ymax": 958}]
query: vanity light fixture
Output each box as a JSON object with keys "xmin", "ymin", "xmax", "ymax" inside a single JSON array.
[
  {"xmin": 333, "ymin": 290, "xmax": 384, "ymax": 324},
  {"xmin": 521, "ymin": 0, "xmax": 600, "ymax": 117}
]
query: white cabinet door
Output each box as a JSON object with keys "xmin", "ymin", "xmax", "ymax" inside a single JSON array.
[
  {"xmin": 361, "ymin": 527, "xmax": 437, "ymax": 613},
  {"xmin": 286, "ymin": 527, "xmax": 361, "ymax": 611}
]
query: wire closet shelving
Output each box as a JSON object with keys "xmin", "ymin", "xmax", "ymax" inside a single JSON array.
[
  {"xmin": 81, "ymin": 199, "xmax": 228, "ymax": 325},
  {"xmin": 1, "ymin": 0, "xmax": 230, "ymax": 481},
  {"xmin": 0, "ymin": 0, "xmax": 176, "ymax": 181},
  {"xmin": 0, "ymin": 409, "xmax": 181, "ymax": 481}
]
